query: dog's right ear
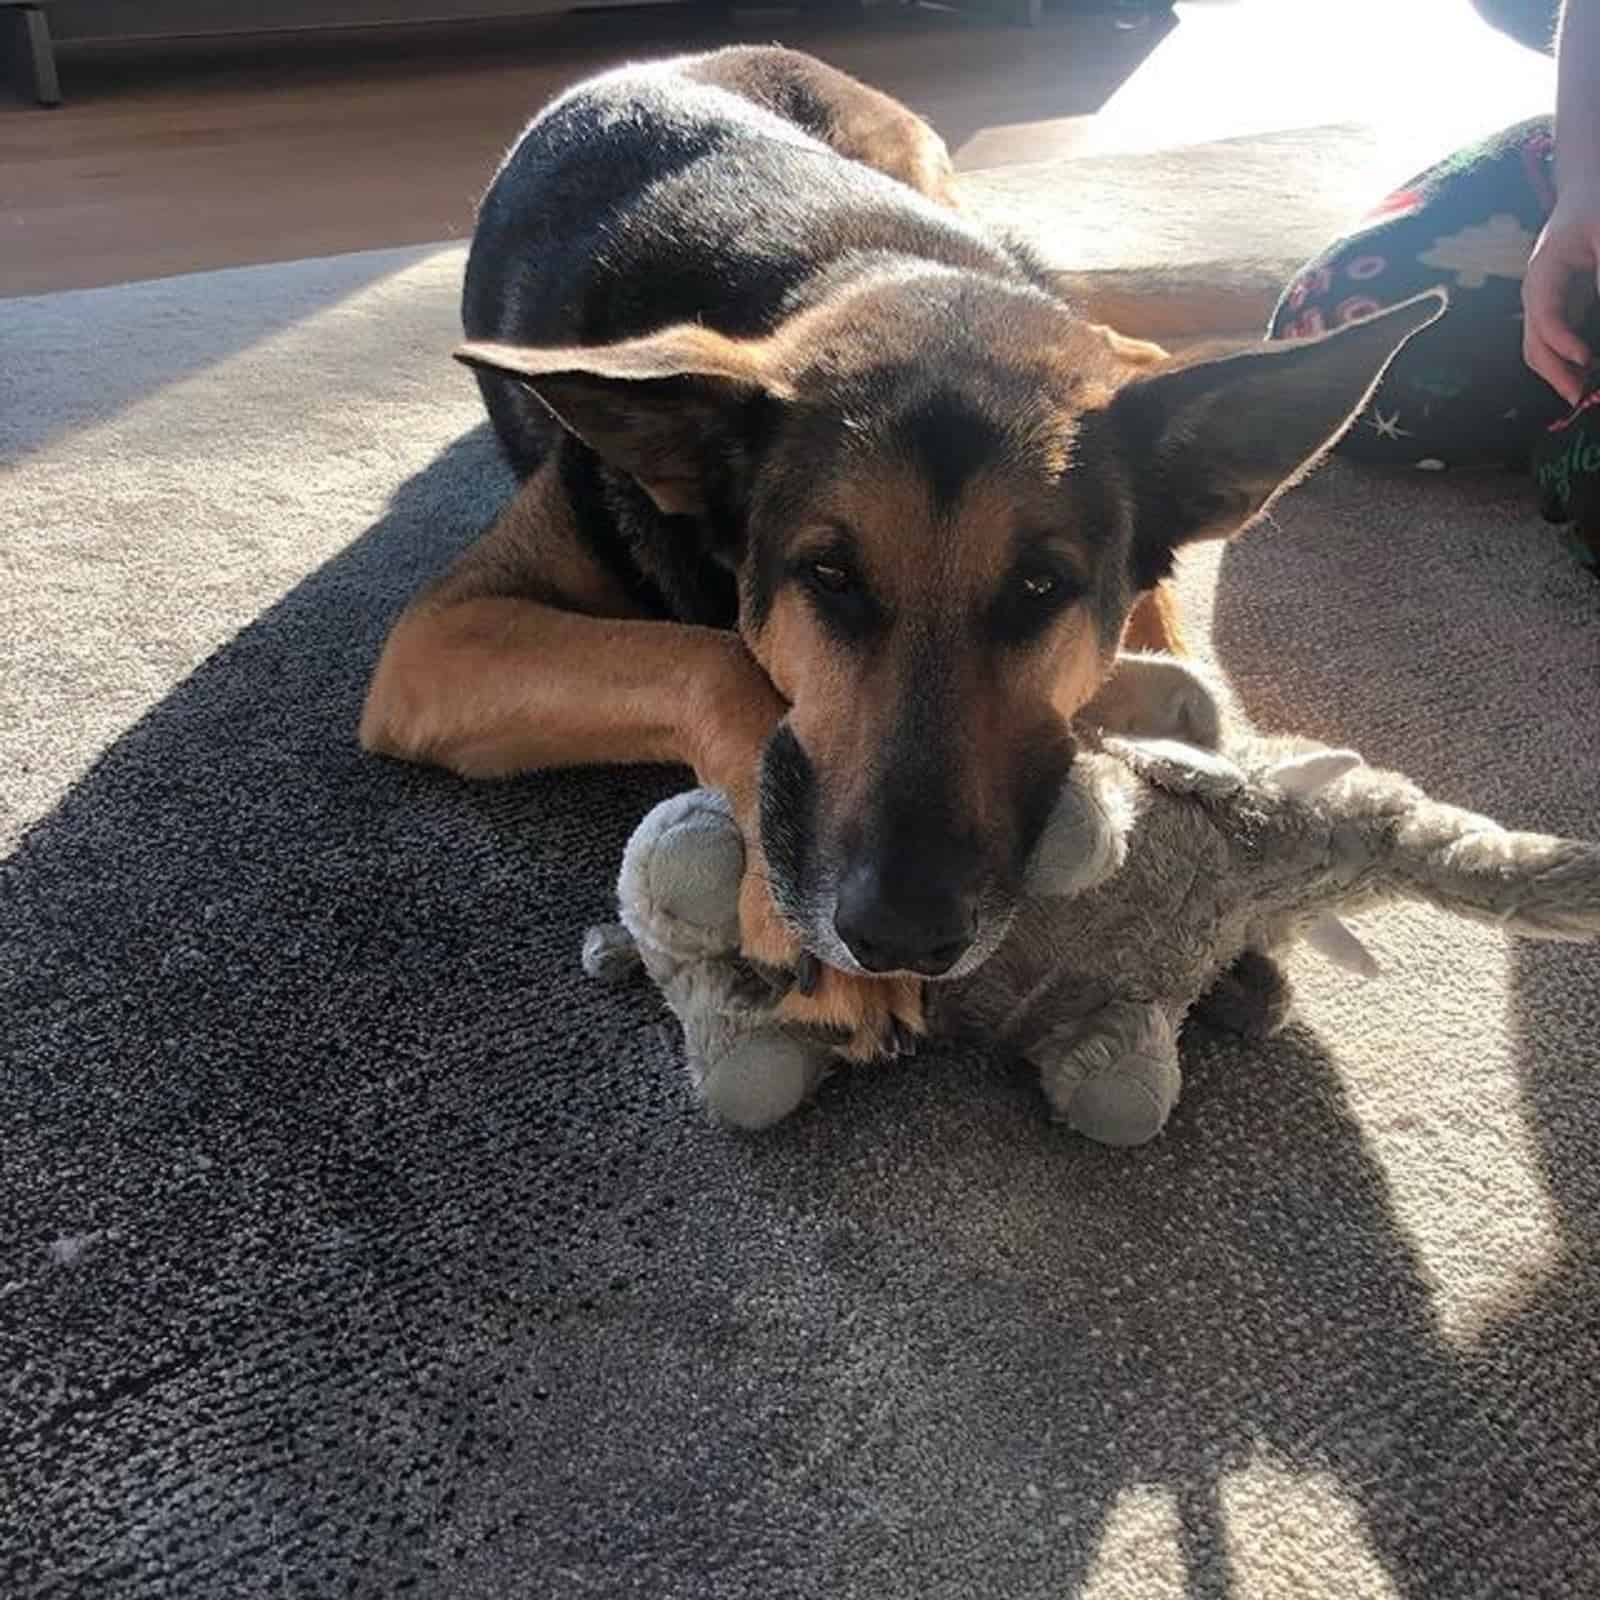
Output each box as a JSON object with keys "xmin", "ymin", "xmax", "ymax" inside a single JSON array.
[
  {"xmin": 455, "ymin": 327, "xmax": 792, "ymax": 517},
  {"xmin": 1103, "ymin": 290, "xmax": 1446, "ymax": 588}
]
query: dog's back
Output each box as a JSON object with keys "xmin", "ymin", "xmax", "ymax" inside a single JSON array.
[{"xmin": 462, "ymin": 50, "xmax": 1018, "ymax": 474}]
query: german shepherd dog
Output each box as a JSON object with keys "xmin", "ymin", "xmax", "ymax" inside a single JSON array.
[{"xmin": 360, "ymin": 46, "xmax": 1440, "ymax": 1056}]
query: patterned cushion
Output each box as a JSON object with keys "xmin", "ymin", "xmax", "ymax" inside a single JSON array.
[{"xmin": 1270, "ymin": 117, "xmax": 1567, "ymax": 469}]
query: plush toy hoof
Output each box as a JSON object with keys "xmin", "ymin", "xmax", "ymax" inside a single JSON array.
[
  {"xmin": 1066, "ymin": 1051, "xmax": 1181, "ymax": 1148},
  {"xmin": 1192, "ymin": 949, "xmax": 1293, "ymax": 1040},
  {"xmin": 698, "ymin": 1034, "xmax": 830, "ymax": 1130},
  {"xmin": 620, "ymin": 790, "xmax": 746, "ymax": 956},
  {"xmin": 650, "ymin": 810, "xmax": 744, "ymax": 939},
  {"xmin": 581, "ymin": 923, "xmax": 641, "ymax": 985}
]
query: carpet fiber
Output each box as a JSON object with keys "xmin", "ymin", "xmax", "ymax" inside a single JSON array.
[{"xmin": 5, "ymin": 240, "xmax": 1600, "ymax": 1600}]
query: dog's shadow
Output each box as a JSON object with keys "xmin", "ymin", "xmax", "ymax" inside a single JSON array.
[
  {"xmin": 705, "ymin": 461, "xmax": 1600, "ymax": 1595},
  {"xmin": 731, "ymin": 989, "xmax": 1596, "ymax": 1596},
  {"xmin": 8, "ymin": 440, "xmax": 1599, "ymax": 1597}
]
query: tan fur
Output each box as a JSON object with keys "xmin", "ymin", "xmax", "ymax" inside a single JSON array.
[
  {"xmin": 745, "ymin": 588, "xmax": 851, "ymax": 741},
  {"xmin": 1122, "ymin": 583, "xmax": 1188, "ymax": 655},
  {"xmin": 361, "ymin": 595, "xmax": 776, "ymax": 783},
  {"xmin": 1044, "ymin": 276, "xmax": 1280, "ymax": 345},
  {"xmin": 455, "ymin": 326, "xmax": 789, "ymax": 395},
  {"xmin": 827, "ymin": 97, "xmax": 957, "ymax": 209},
  {"xmin": 1047, "ymin": 622, "xmax": 1110, "ymax": 723},
  {"xmin": 779, "ymin": 971, "xmax": 925, "ymax": 1062},
  {"xmin": 1088, "ymin": 323, "xmax": 1171, "ymax": 371},
  {"xmin": 424, "ymin": 461, "xmax": 642, "ymax": 617},
  {"xmin": 362, "ymin": 466, "xmax": 785, "ymax": 785}
]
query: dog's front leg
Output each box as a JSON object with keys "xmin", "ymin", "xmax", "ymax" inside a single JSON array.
[{"xmin": 363, "ymin": 588, "xmax": 920, "ymax": 1060}]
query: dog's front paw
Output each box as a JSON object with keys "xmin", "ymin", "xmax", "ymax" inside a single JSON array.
[
  {"xmin": 776, "ymin": 968, "xmax": 924, "ymax": 1063},
  {"xmin": 735, "ymin": 848, "xmax": 811, "ymax": 979},
  {"xmin": 735, "ymin": 837, "xmax": 924, "ymax": 1063}
]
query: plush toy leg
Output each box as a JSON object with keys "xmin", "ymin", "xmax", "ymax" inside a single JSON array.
[
  {"xmin": 612, "ymin": 789, "xmax": 836, "ymax": 1130},
  {"xmin": 1191, "ymin": 949, "xmax": 1294, "ymax": 1040},
  {"xmin": 582, "ymin": 923, "xmax": 643, "ymax": 985},
  {"xmin": 689, "ymin": 1021, "xmax": 835, "ymax": 1131},
  {"xmin": 1028, "ymin": 1001, "xmax": 1182, "ymax": 1147}
]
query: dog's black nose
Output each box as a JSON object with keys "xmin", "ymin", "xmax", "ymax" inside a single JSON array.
[{"xmin": 834, "ymin": 863, "xmax": 977, "ymax": 977}]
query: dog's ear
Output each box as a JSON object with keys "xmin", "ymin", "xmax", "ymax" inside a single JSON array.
[
  {"xmin": 455, "ymin": 327, "xmax": 793, "ymax": 517},
  {"xmin": 1103, "ymin": 291, "xmax": 1446, "ymax": 587}
]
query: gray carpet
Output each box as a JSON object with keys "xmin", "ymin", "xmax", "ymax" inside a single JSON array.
[{"xmin": 5, "ymin": 242, "xmax": 1600, "ymax": 1600}]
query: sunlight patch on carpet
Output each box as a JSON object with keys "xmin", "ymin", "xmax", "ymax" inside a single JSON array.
[
  {"xmin": 1292, "ymin": 909, "xmax": 1560, "ymax": 1349},
  {"xmin": 1081, "ymin": 1484, "xmax": 1186, "ymax": 1600},
  {"xmin": 1221, "ymin": 1451, "xmax": 1399, "ymax": 1600},
  {"xmin": 2, "ymin": 244, "xmax": 475, "ymax": 849}
]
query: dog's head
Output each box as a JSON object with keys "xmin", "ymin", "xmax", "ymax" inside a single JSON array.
[{"xmin": 459, "ymin": 277, "xmax": 1441, "ymax": 978}]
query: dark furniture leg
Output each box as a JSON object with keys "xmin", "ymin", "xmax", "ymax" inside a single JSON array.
[{"xmin": 7, "ymin": 5, "xmax": 60, "ymax": 105}]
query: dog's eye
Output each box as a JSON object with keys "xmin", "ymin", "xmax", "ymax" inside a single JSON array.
[
  {"xmin": 809, "ymin": 561, "xmax": 854, "ymax": 595},
  {"xmin": 1014, "ymin": 568, "xmax": 1078, "ymax": 607},
  {"xmin": 794, "ymin": 550, "xmax": 884, "ymax": 643},
  {"xmin": 988, "ymin": 564, "xmax": 1082, "ymax": 647}
]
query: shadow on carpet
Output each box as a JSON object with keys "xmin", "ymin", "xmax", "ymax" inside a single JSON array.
[{"xmin": 5, "ymin": 440, "xmax": 1599, "ymax": 1600}]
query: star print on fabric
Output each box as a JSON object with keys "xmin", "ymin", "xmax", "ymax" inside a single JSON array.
[{"xmin": 1367, "ymin": 407, "xmax": 1412, "ymax": 440}]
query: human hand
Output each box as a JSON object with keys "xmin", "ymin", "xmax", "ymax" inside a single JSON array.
[{"xmin": 1523, "ymin": 187, "xmax": 1600, "ymax": 405}]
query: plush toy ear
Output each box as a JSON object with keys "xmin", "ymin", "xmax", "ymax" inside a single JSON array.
[
  {"xmin": 1104, "ymin": 291, "xmax": 1446, "ymax": 587},
  {"xmin": 455, "ymin": 326, "xmax": 793, "ymax": 517}
]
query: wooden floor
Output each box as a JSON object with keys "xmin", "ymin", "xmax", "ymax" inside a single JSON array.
[
  {"xmin": 0, "ymin": 4, "xmax": 1174, "ymax": 296},
  {"xmin": 0, "ymin": 0, "xmax": 1555, "ymax": 299}
]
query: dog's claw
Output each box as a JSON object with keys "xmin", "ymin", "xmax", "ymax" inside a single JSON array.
[
  {"xmin": 890, "ymin": 1015, "xmax": 920, "ymax": 1060},
  {"xmin": 730, "ymin": 957, "xmax": 794, "ymax": 1007},
  {"xmin": 794, "ymin": 952, "xmax": 822, "ymax": 996}
]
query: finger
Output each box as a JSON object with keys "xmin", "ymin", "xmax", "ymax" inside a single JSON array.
[
  {"xmin": 1525, "ymin": 327, "xmax": 1583, "ymax": 406},
  {"xmin": 1544, "ymin": 314, "xmax": 1591, "ymax": 371},
  {"xmin": 1524, "ymin": 265, "xmax": 1592, "ymax": 370},
  {"xmin": 1536, "ymin": 350, "xmax": 1583, "ymax": 406}
]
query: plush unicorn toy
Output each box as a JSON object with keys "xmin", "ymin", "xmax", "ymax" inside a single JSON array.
[{"xmin": 585, "ymin": 658, "xmax": 1600, "ymax": 1144}]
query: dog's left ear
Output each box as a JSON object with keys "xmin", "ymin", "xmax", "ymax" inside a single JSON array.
[
  {"xmin": 1102, "ymin": 291, "xmax": 1446, "ymax": 587},
  {"xmin": 455, "ymin": 327, "xmax": 793, "ymax": 517}
]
